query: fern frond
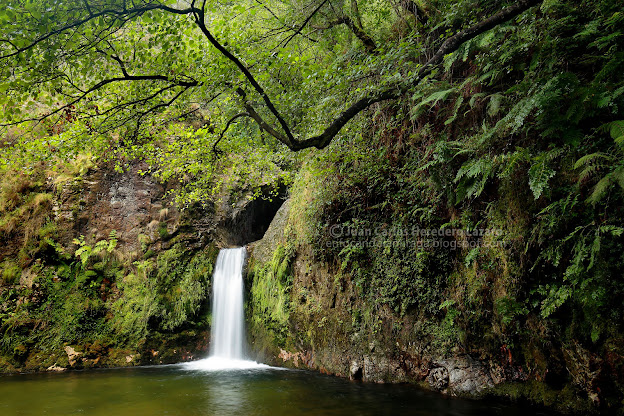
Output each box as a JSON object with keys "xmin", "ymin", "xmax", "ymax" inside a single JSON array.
[
  {"xmin": 588, "ymin": 174, "xmax": 614, "ymax": 204},
  {"xmin": 411, "ymin": 86, "xmax": 457, "ymax": 118},
  {"xmin": 578, "ymin": 163, "xmax": 602, "ymax": 183},
  {"xmin": 444, "ymin": 96, "xmax": 465, "ymax": 126},
  {"xmin": 498, "ymin": 148, "xmax": 530, "ymax": 178},
  {"xmin": 609, "ymin": 120, "xmax": 624, "ymax": 145},
  {"xmin": 469, "ymin": 92, "xmax": 486, "ymax": 108},
  {"xmin": 528, "ymin": 149, "xmax": 563, "ymax": 199},
  {"xmin": 487, "ymin": 93, "xmax": 503, "ymax": 117},
  {"xmin": 574, "ymin": 152, "xmax": 610, "ymax": 170},
  {"xmin": 614, "ymin": 166, "xmax": 624, "ymax": 190},
  {"xmin": 454, "ymin": 157, "xmax": 498, "ymax": 201}
]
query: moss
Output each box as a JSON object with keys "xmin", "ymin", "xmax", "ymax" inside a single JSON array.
[
  {"xmin": 157, "ymin": 222, "xmax": 170, "ymax": 239},
  {"xmin": 248, "ymin": 244, "xmax": 294, "ymax": 349},
  {"xmin": 0, "ymin": 260, "xmax": 21, "ymax": 285},
  {"xmin": 0, "ymin": 355, "xmax": 18, "ymax": 373}
]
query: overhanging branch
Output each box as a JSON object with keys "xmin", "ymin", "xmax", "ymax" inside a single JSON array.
[
  {"xmin": 212, "ymin": 112, "xmax": 251, "ymax": 155},
  {"xmin": 230, "ymin": 0, "xmax": 543, "ymax": 150},
  {"xmin": 1, "ymin": 0, "xmax": 543, "ymax": 151}
]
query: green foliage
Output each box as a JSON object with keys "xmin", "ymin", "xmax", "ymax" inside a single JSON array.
[
  {"xmin": 110, "ymin": 260, "xmax": 160, "ymax": 342},
  {"xmin": 72, "ymin": 231, "xmax": 118, "ymax": 268},
  {"xmin": 0, "ymin": 260, "xmax": 20, "ymax": 285},
  {"xmin": 153, "ymin": 244, "xmax": 215, "ymax": 331},
  {"xmin": 249, "ymin": 244, "xmax": 294, "ymax": 347},
  {"xmin": 0, "ymin": 1, "xmax": 623, "ymax": 408},
  {"xmin": 528, "ymin": 149, "xmax": 563, "ymax": 200},
  {"xmin": 575, "ymin": 120, "xmax": 624, "ymax": 204}
]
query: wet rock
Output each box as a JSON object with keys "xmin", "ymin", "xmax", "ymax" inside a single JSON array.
[
  {"xmin": 350, "ymin": 360, "xmax": 363, "ymax": 380},
  {"xmin": 363, "ymin": 355, "xmax": 407, "ymax": 383},
  {"xmin": 47, "ymin": 364, "xmax": 66, "ymax": 372},
  {"xmin": 563, "ymin": 341, "xmax": 602, "ymax": 404},
  {"xmin": 64, "ymin": 346, "xmax": 82, "ymax": 367},
  {"xmin": 278, "ymin": 349, "xmax": 307, "ymax": 368},
  {"xmin": 427, "ymin": 367, "xmax": 449, "ymax": 390},
  {"xmin": 19, "ymin": 268, "xmax": 37, "ymax": 289},
  {"xmin": 216, "ymin": 185, "xmax": 287, "ymax": 247},
  {"xmin": 248, "ymin": 199, "xmax": 290, "ymax": 264},
  {"xmin": 431, "ymin": 356, "xmax": 493, "ymax": 395}
]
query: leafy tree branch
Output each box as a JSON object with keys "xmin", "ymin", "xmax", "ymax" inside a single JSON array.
[{"xmin": 0, "ymin": 0, "xmax": 543, "ymax": 151}]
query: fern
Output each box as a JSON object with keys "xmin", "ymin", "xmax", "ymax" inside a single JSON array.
[
  {"xmin": 487, "ymin": 93, "xmax": 503, "ymax": 118},
  {"xmin": 587, "ymin": 167, "xmax": 624, "ymax": 204},
  {"xmin": 528, "ymin": 149, "xmax": 563, "ymax": 199},
  {"xmin": 574, "ymin": 152, "xmax": 612, "ymax": 183},
  {"xmin": 412, "ymin": 86, "xmax": 457, "ymax": 118},
  {"xmin": 444, "ymin": 96, "xmax": 465, "ymax": 126},
  {"xmin": 576, "ymin": 120, "xmax": 624, "ymax": 204},
  {"xmin": 609, "ymin": 120, "xmax": 624, "ymax": 143},
  {"xmin": 498, "ymin": 148, "xmax": 530, "ymax": 178},
  {"xmin": 454, "ymin": 156, "xmax": 497, "ymax": 201}
]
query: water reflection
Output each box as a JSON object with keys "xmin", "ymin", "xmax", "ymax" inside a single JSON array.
[{"xmin": 0, "ymin": 366, "xmax": 557, "ymax": 416}]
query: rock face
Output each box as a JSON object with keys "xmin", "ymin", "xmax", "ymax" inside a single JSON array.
[
  {"xmin": 426, "ymin": 367, "xmax": 449, "ymax": 390},
  {"xmin": 53, "ymin": 161, "xmax": 285, "ymax": 253},
  {"xmin": 247, "ymin": 199, "xmax": 290, "ymax": 264},
  {"xmin": 247, "ymin": 199, "xmax": 496, "ymax": 396},
  {"xmin": 54, "ymin": 161, "xmax": 175, "ymax": 252},
  {"xmin": 245, "ymin": 198, "xmax": 606, "ymax": 414},
  {"xmin": 350, "ymin": 360, "xmax": 363, "ymax": 380},
  {"xmin": 64, "ymin": 346, "xmax": 83, "ymax": 367},
  {"xmin": 215, "ymin": 184, "xmax": 287, "ymax": 247},
  {"xmin": 428, "ymin": 357, "xmax": 493, "ymax": 395}
]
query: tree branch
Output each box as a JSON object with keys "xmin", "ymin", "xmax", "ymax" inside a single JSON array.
[
  {"xmin": 312, "ymin": 16, "xmax": 377, "ymax": 53},
  {"xmin": 237, "ymin": 0, "xmax": 543, "ymax": 150},
  {"xmin": 0, "ymin": 2, "xmax": 199, "ymax": 60},
  {"xmin": 193, "ymin": 10, "xmax": 297, "ymax": 147},
  {"xmin": 279, "ymin": 0, "xmax": 330, "ymax": 49},
  {"xmin": 254, "ymin": 0, "xmax": 319, "ymax": 44},
  {"xmin": 212, "ymin": 112, "xmax": 251, "ymax": 155},
  {"xmin": 400, "ymin": 0, "xmax": 429, "ymax": 24},
  {"xmin": 0, "ymin": 74, "xmax": 198, "ymax": 127},
  {"xmin": 1, "ymin": 0, "xmax": 542, "ymax": 152}
]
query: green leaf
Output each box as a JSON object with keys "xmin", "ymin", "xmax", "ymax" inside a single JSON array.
[
  {"xmin": 528, "ymin": 153, "xmax": 556, "ymax": 199},
  {"xmin": 609, "ymin": 120, "xmax": 624, "ymax": 146}
]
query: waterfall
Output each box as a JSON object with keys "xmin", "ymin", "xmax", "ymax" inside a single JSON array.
[
  {"xmin": 182, "ymin": 247, "xmax": 269, "ymax": 371},
  {"xmin": 210, "ymin": 247, "xmax": 246, "ymax": 359}
]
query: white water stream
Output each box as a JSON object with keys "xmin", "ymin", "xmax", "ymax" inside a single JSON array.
[{"xmin": 183, "ymin": 247, "xmax": 268, "ymax": 371}]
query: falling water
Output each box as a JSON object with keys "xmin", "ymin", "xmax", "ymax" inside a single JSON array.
[
  {"xmin": 210, "ymin": 247, "xmax": 246, "ymax": 359},
  {"xmin": 183, "ymin": 247, "xmax": 269, "ymax": 371}
]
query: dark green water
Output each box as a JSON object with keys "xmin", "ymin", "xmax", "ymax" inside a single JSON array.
[{"xmin": 0, "ymin": 364, "xmax": 553, "ymax": 416}]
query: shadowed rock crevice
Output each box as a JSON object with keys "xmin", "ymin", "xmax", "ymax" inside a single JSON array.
[{"xmin": 216, "ymin": 185, "xmax": 288, "ymax": 247}]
